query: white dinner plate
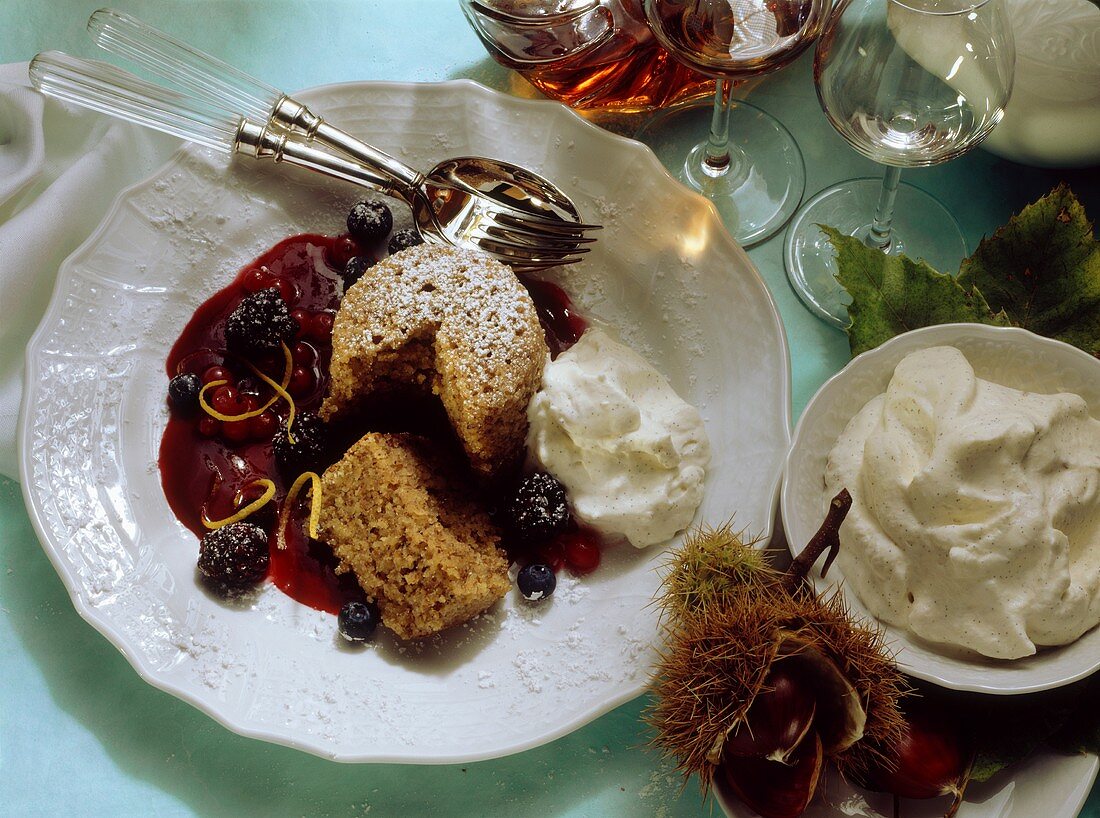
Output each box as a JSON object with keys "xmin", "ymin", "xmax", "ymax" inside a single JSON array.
[{"xmin": 18, "ymin": 80, "xmax": 791, "ymax": 762}]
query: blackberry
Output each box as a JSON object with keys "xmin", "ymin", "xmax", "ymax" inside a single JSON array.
[
  {"xmin": 225, "ymin": 289, "xmax": 298, "ymax": 358},
  {"xmin": 517, "ymin": 563, "xmax": 556, "ymax": 602},
  {"xmin": 506, "ymin": 472, "xmax": 570, "ymax": 543},
  {"xmin": 341, "ymin": 255, "xmax": 373, "ymax": 290},
  {"xmin": 346, "ymin": 200, "xmax": 393, "ymax": 245},
  {"xmin": 272, "ymin": 411, "xmax": 329, "ymax": 476},
  {"xmin": 197, "ymin": 521, "xmax": 269, "ymax": 588},
  {"xmin": 167, "ymin": 372, "xmax": 202, "ymax": 414},
  {"xmin": 387, "ymin": 228, "xmax": 423, "ymax": 255},
  {"xmin": 338, "ymin": 600, "xmax": 380, "ymax": 642}
]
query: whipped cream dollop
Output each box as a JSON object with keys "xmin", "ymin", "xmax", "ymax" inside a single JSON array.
[
  {"xmin": 826, "ymin": 346, "xmax": 1100, "ymax": 660},
  {"xmin": 526, "ymin": 328, "xmax": 710, "ymax": 548}
]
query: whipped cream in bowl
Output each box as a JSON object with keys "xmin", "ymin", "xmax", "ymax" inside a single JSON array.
[{"xmin": 782, "ymin": 324, "xmax": 1100, "ymax": 693}]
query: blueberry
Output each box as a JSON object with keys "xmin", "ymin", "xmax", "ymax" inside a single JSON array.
[
  {"xmin": 387, "ymin": 228, "xmax": 423, "ymax": 255},
  {"xmin": 167, "ymin": 372, "xmax": 202, "ymax": 414},
  {"xmin": 347, "ymin": 200, "xmax": 393, "ymax": 245},
  {"xmin": 197, "ymin": 522, "xmax": 269, "ymax": 588},
  {"xmin": 506, "ymin": 472, "xmax": 571, "ymax": 543},
  {"xmin": 341, "ymin": 255, "xmax": 373, "ymax": 290},
  {"xmin": 338, "ymin": 600, "xmax": 380, "ymax": 641},
  {"xmin": 518, "ymin": 563, "xmax": 556, "ymax": 602}
]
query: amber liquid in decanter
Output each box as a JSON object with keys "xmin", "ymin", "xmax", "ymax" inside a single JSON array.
[
  {"xmin": 464, "ymin": 0, "xmax": 714, "ymax": 112},
  {"xmin": 518, "ymin": 21, "xmax": 713, "ymax": 110}
]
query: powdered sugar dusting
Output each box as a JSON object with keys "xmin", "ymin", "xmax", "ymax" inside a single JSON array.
[
  {"xmin": 638, "ymin": 757, "xmax": 685, "ymax": 813},
  {"xmin": 556, "ymin": 574, "xmax": 589, "ymax": 604},
  {"xmin": 335, "ymin": 244, "xmax": 540, "ymax": 371},
  {"xmin": 513, "ymin": 651, "xmax": 546, "ymax": 693},
  {"xmin": 171, "ymin": 612, "xmax": 249, "ymax": 691},
  {"xmin": 323, "ymin": 243, "xmax": 547, "ymax": 474}
]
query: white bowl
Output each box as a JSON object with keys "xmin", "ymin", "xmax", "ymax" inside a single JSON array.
[
  {"xmin": 714, "ymin": 751, "xmax": 1099, "ymax": 818},
  {"xmin": 782, "ymin": 323, "xmax": 1100, "ymax": 694}
]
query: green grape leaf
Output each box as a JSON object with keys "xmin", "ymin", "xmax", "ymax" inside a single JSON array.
[
  {"xmin": 825, "ymin": 226, "xmax": 1009, "ymax": 357},
  {"xmin": 831, "ymin": 186, "xmax": 1100, "ymax": 358},
  {"xmin": 957, "ymin": 184, "xmax": 1100, "ymax": 356}
]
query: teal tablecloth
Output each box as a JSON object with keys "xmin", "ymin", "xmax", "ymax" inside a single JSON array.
[{"xmin": 2, "ymin": 2, "xmax": 1098, "ymax": 816}]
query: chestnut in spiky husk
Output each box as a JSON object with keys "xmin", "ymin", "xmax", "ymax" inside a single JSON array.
[
  {"xmin": 646, "ymin": 490, "xmax": 909, "ymax": 818},
  {"xmin": 722, "ymin": 661, "xmax": 816, "ymax": 764}
]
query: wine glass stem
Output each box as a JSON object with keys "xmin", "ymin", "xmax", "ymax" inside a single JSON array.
[
  {"xmin": 866, "ymin": 166, "xmax": 901, "ymax": 251},
  {"xmin": 702, "ymin": 78, "xmax": 736, "ymax": 178}
]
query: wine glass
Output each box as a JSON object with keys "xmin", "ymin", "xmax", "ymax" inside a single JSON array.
[
  {"xmin": 784, "ymin": 0, "xmax": 1015, "ymax": 326},
  {"xmin": 638, "ymin": 0, "xmax": 832, "ymax": 246}
]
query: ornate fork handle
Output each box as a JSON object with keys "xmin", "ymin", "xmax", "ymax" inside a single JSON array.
[
  {"xmin": 234, "ymin": 119, "xmax": 409, "ymax": 203},
  {"xmin": 265, "ymin": 96, "xmax": 425, "ymax": 193},
  {"xmin": 90, "ymin": 8, "xmax": 427, "ymax": 196}
]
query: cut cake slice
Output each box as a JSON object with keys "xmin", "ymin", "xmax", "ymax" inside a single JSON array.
[{"xmin": 319, "ymin": 431, "xmax": 510, "ymax": 640}]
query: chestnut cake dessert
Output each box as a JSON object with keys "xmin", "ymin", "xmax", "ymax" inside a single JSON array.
[
  {"xmin": 319, "ymin": 432, "xmax": 511, "ymax": 640},
  {"xmin": 315, "ymin": 244, "xmax": 549, "ymax": 637},
  {"xmin": 320, "ymin": 243, "xmax": 548, "ymax": 479},
  {"xmin": 161, "ymin": 200, "xmax": 603, "ymax": 644}
]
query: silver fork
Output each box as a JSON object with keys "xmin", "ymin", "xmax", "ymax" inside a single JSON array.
[{"xmin": 82, "ymin": 7, "xmax": 598, "ymax": 269}]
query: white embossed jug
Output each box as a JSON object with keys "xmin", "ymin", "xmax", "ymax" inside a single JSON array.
[{"xmin": 982, "ymin": 0, "xmax": 1100, "ymax": 167}]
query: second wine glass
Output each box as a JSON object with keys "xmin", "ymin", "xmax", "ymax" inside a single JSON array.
[
  {"xmin": 785, "ymin": 0, "xmax": 1015, "ymax": 326},
  {"xmin": 639, "ymin": 0, "xmax": 831, "ymax": 246}
]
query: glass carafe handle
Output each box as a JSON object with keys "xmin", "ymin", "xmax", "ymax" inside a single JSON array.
[{"xmin": 461, "ymin": 0, "xmax": 615, "ymax": 68}]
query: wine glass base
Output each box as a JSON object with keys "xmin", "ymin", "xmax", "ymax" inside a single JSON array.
[
  {"xmin": 783, "ymin": 178, "xmax": 968, "ymax": 327},
  {"xmin": 636, "ymin": 99, "xmax": 805, "ymax": 247}
]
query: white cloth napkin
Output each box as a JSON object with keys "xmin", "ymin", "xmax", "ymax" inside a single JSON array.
[{"xmin": 0, "ymin": 62, "xmax": 179, "ymax": 480}]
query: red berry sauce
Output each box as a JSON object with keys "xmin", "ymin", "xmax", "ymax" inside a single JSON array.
[
  {"xmin": 517, "ymin": 275, "xmax": 587, "ymax": 358},
  {"xmin": 160, "ymin": 234, "xmax": 365, "ymax": 614},
  {"xmin": 160, "ymin": 233, "xmax": 599, "ymax": 616}
]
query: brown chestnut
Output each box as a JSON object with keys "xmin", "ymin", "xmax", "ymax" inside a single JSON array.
[{"xmin": 719, "ymin": 732, "xmax": 823, "ymax": 818}]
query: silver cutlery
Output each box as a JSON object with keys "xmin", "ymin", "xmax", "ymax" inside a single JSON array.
[{"xmin": 31, "ymin": 10, "xmax": 600, "ymax": 270}]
